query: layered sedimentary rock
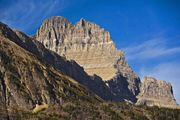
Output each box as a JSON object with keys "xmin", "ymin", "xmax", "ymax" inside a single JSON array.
[
  {"xmin": 36, "ymin": 17, "xmax": 120, "ymax": 80},
  {"xmin": 136, "ymin": 76, "xmax": 177, "ymax": 108},
  {"xmin": 36, "ymin": 16, "xmax": 141, "ymax": 102}
]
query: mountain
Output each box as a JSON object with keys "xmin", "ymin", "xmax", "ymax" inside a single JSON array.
[
  {"xmin": 36, "ymin": 16, "xmax": 140, "ymax": 102},
  {"xmin": 136, "ymin": 76, "xmax": 178, "ymax": 108},
  {"xmin": 35, "ymin": 16, "xmax": 178, "ymax": 107},
  {"xmin": 0, "ymin": 20, "xmax": 180, "ymax": 119}
]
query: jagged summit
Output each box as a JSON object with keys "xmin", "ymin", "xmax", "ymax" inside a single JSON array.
[{"xmin": 37, "ymin": 16, "xmax": 113, "ymax": 45}]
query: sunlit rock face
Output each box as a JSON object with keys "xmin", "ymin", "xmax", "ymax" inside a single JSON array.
[
  {"xmin": 36, "ymin": 16, "xmax": 140, "ymax": 102},
  {"xmin": 136, "ymin": 76, "xmax": 177, "ymax": 108},
  {"xmin": 36, "ymin": 16, "xmax": 121, "ymax": 81}
]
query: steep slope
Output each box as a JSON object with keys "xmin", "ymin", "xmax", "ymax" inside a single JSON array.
[
  {"xmin": 0, "ymin": 22, "xmax": 105, "ymax": 119},
  {"xmin": 36, "ymin": 16, "xmax": 140, "ymax": 102},
  {"xmin": 136, "ymin": 76, "xmax": 178, "ymax": 108},
  {"xmin": 0, "ymin": 22, "xmax": 115, "ymax": 101}
]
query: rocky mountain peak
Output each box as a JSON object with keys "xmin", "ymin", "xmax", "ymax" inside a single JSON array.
[
  {"xmin": 36, "ymin": 17, "xmax": 126, "ymax": 80},
  {"xmin": 36, "ymin": 16, "xmax": 140, "ymax": 102},
  {"xmin": 35, "ymin": 16, "xmax": 178, "ymax": 105},
  {"xmin": 36, "ymin": 16, "xmax": 112, "ymax": 47},
  {"xmin": 136, "ymin": 76, "xmax": 177, "ymax": 108}
]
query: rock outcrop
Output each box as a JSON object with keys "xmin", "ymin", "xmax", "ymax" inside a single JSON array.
[
  {"xmin": 136, "ymin": 76, "xmax": 178, "ymax": 108},
  {"xmin": 36, "ymin": 16, "xmax": 140, "ymax": 102}
]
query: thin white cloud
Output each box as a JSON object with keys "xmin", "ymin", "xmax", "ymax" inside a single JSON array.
[
  {"xmin": 0, "ymin": 0, "xmax": 66, "ymax": 33},
  {"xmin": 123, "ymin": 38, "xmax": 180, "ymax": 60},
  {"xmin": 139, "ymin": 62, "xmax": 180, "ymax": 104}
]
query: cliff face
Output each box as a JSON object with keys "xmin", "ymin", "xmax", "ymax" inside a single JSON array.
[
  {"xmin": 136, "ymin": 76, "xmax": 177, "ymax": 108},
  {"xmin": 36, "ymin": 17, "xmax": 120, "ymax": 80},
  {"xmin": 36, "ymin": 16, "xmax": 140, "ymax": 102}
]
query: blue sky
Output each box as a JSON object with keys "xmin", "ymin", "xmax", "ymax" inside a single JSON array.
[{"xmin": 0, "ymin": 0, "xmax": 180, "ymax": 103}]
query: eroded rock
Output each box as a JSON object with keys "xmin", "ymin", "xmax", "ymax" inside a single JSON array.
[{"xmin": 136, "ymin": 76, "xmax": 177, "ymax": 108}]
